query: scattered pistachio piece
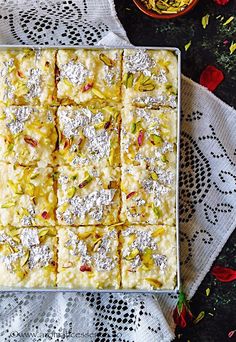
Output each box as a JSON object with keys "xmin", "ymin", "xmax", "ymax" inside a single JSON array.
[
  {"xmin": 151, "ymin": 172, "xmax": 158, "ymax": 181},
  {"xmin": 153, "ymin": 205, "xmax": 162, "ymax": 218},
  {"xmin": 99, "ymin": 53, "xmax": 113, "ymax": 67},
  {"xmin": 20, "ymin": 250, "xmax": 30, "ymax": 267},
  {"xmin": 125, "ymin": 248, "xmax": 139, "ymax": 260},
  {"xmin": 193, "ymin": 311, "xmax": 205, "ymax": 325},
  {"xmin": 202, "ymin": 14, "xmax": 210, "ymax": 29},
  {"xmin": 79, "ymin": 174, "xmax": 93, "ymax": 188},
  {"xmin": 145, "ymin": 278, "xmax": 162, "ymax": 288},
  {"xmin": 131, "ymin": 122, "xmax": 137, "ymax": 134},
  {"xmin": 67, "ymin": 186, "xmax": 76, "ymax": 198},
  {"xmin": 1, "ymin": 201, "xmax": 16, "ymax": 208}
]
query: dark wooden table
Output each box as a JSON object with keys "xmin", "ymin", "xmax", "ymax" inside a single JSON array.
[{"xmin": 114, "ymin": 1, "xmax": 236, "ymax": 341}]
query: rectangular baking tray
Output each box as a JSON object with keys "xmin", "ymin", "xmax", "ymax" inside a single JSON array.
[{"xmin": 0, "ymin": 45, "xmax": 181, "ymax": 294}]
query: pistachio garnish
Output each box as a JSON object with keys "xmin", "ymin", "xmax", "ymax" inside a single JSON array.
[
  {"xmin": 1, "ymin": 201, "xmax": 16, "ymax": 208},
  {"xmin": 131, "ymin": 122, "xmax": 137, "ymax": 134},
  {"xmin": 125, "ymin": 248, "xmax": 139, "ymax": 260},
  {"xmin": 150, "ymin": 134, "xmax": 163, "ymax": 146},
  {"xmin": 123, "ymin": 72, "xmax": 134, "ymax": 88},
  {"xmin": 152, "ymin": 228, "xmax": 165, "ymax": 237},
  {"xmin": 145, "ymin": 278, "xmax": 162, "ymax": 288},
  {"xmin": 151, "ymin": 172, "xmax": 158, "ymax": 181},
  {"xmin": 99, "ymin": 53, "xmax": 113, "ymax": 67},
  {"xmin": 20, "ymin": 250, "xmax": 30, "ymax": 267},
  {"xmin": 140, "ymin": 0, "xmax": 193, "ymax": 15},
  {"xmin": 152, "ymin": 205, "xmax": 162, "ymax": 218},
  {"xmin": 67, "ymin": 186, "xmax": 76, "ymax": 198},
  {"xmin": 91, "ymin": 88, "xmax": 106, "ymax": 99},
  {"xmin": 79, "ymin": 174, "xmax": 93, "ymax": 188}
]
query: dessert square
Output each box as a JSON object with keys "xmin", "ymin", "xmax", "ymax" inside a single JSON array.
[
  {"xmin": 0, "ymin": 48, "xmax": 56, "ymax": 105},
  {"xmin": 57, "ymin": 49, "xmax": 122, "ymax": 104},
  {"xmin": 0, "ymin": 227, "xmax": 57, "ymax": 288},
  {"xmin": 122, "ymin": 49, "xmax": 178, "ymax": 109},
  {"xmin": 57, "ymin": 226, "xmax": 120, "ymax": 289},
  {"xmin": 56, "ymin": 165, "xmax": 120, "ymax": 225},
  {"xmin": 0, "ymin": 163, "xmax": 56, "ymax": 227},
  {"xmin": 0, "ymin": 106, "xmax": 57, "ymax": 166},
  {"xmin": 120, "ymin": 165, "xmax": 176, "ymax": 225},
  {"xmin": 56, "ymin": 104, "xmax": 120, "ymax": 167},
  {"xmin": 120, "ymin": 225, "xmax": 176, "ymax": 290},
  {"xmin": 121, "ymin": 106, "xmax": 176, "ymax": 167}
]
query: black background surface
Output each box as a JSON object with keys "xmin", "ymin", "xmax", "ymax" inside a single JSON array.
[{"xmin": 114, "ymin": 1, "xmax": 236, "ymax": 341}]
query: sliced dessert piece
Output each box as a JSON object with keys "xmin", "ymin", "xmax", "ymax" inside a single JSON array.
[
  {"xmin": 0, "ymin": 163, "xmax": 56, "ymax": 227},
  {"xmin": 56, "ymin": 165, "xmax": 120, "ymax": 225},
  {"xmin": 57, "ymin": 226, "xmax": 120, "ymax": 289},
  {"xmin": 0, "ymin": 48, "xmax": 56, "ymax": 105},
  {"xmin": 122, "ymin": 49, "xmax": 178, "ymax": 109},
  {"xmin": 56, "ymin": 104, "xmax": 120, "ymax": 167},
  {"xmin": 120, "ymin": 164, "xmax": 176, "ymax": 225},
  {"xmin": 0, "ymin": 226, "xmax": 57, "ymax": 287},
  {"xmin": 0, "ymin": 106, "xmax": 57, "ymax": 166},
  {"xmin": 121, "ymin": 105, "xmax": 176, "ymax": 168},
  {"xmin": 57, "ymin": 49, "xmax": 122, "ymax": 105},
  {"xmin": 120, "ymin": 224, "xmax": 176, "ymax": 290}
]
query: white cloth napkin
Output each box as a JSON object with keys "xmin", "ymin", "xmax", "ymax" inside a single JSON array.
[{"xmin": 0, "ymin": 1, "xmax": 236, "ymax": 341}]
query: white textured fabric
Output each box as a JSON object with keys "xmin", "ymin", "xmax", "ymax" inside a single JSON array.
[{"xmin": 0, "ymin": 2, "xmax": 236, "ymax": 342}]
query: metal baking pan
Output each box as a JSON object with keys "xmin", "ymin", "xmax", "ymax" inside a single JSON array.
[{"xmin": 0, "ymin": 45, "xmax": 181, "ymax": 293}]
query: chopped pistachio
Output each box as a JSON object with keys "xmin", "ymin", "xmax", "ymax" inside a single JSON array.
[
  {"xmin": 77, "ymin": 232, "xmax": 92, "ymax": 239},
  {"xmin": 139, "ymin": 83, "xmax": 155, "ymax": 91},
  {"xmin": 93, "ymin": 237, "xmax": 102, "ymax": 252},
  {"xmin": 79, "ymin": 174, "xmax": 93, "ymax": 188},
  {"xmin": 123, "ymin": 72, "xmax": 134, "ymax": 88},
  {"xmin": 150, "ymin": 134, "xmax": 163, "ymax": 146},
  {"xmin": 131, "ymin": 122, "xmax": 137, "ymax": 134},
  {"xmin": 38, "ymin": 228, "xmax": 49, "ymax": 237},
  {"xmin": 24, "ymin": 183, "xmax": 35, "ymax": 196},
  {"xmin": 125, "ymin": 248, "xmax": 140, "ymax": 260},
  {"xmin": 99, "ymin": 53, "xmax": 113, "ymax": 67},
  {"xmin": 1, "ymin": 201, "xmax": 16, "ymax": 208},
  {"xmin": 152, "ymin": 205, "xmax": 162, "ymax": 218},
  {"xmin": 145, "ymin": 278, "xmax": 162, "ymax": 288},
  {"xmin": 91, "ymin": 88, "xmax": 106, "ymax": 99},
  {"xmin": 20, "ymin": 250, "xmax": 30, "ymax": 267},
  {"xmin": 152, "ymin": 228, "xmax": 165, "ymax": 237},
  {"xmin": 67, "ymin": 186, "xmax": 76, "ymax": 198},
  {"xmin": 151, "ymin": 172, "xmax": 158, "ymax": 181}
]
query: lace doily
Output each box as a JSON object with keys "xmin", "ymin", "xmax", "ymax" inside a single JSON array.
[
  {"xmin": 0, "ymin": 2, "xmax": 236, "ymax": 341},
  {"xmin": 0, "ymin": 0, "xmax": 127, "ymax": 45}
]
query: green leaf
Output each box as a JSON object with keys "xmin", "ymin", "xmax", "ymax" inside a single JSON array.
[
  {"xmin": 185, "ymin": 40, "xmax": 192, "ymax": 52},
  {"xmin": 202, "ymin": 14, "xmax": 210, "ymax": 29},
  {"xmin": 193, "ymin": 311, "xmax": 205, "ymax": 325},
  {"xmin": 206, "ymin": 288, "xmax": 210, "ymax": 296}
]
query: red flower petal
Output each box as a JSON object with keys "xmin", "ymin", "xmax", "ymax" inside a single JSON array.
[
  {"xmin": 211, "ymin": 265, "xmax": 236, "ymax": 282},
  {"xmin": 200, "ymin": 65, "xmax": 224, "ymax": 92},
  {"xmin": 173, "ymin": 293, "xmax": 193, "ymax": 329},
  {"xmin": 214, "ymin": 0, "xmax": 230, "ymax": 5}
]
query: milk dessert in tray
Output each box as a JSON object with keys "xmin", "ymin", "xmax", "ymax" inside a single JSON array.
[{"xmin": 0, "ymin": 46, "xmax": 180, "ymax": 292}]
